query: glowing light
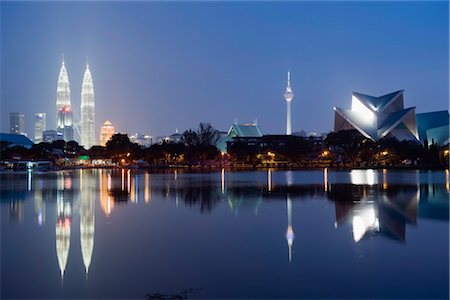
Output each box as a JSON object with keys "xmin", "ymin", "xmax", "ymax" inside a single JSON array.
[
  {"xmin": 144, "ymin": 173, "xmax": 150, "ymax": 203},
  {"xmin": 351, "ymin": 96, "xmax": 375, "ymax": 123},
  {"xmin": 221, "ymin": 168, "xmax": 225, "ymax": 194},
  {"xmin": 27, "ymin": 170, "xmax": 32, "ymax": 191},
  {"xmin": 322, "ymin": 150, "xmax": 329, "ymax": 157},
  {"xmin": 350, "ymin": 169, "xmax": 377, "ymax": 185},
  {"xmin": 352, "ymin": 207, "xmax": 379, "ymax": 243},
  {"xmin": 127, "ymin": 169, "xmax": 131, "ymax": 193},
  {"xmin": 268, "ymin": 169, "xmax": 272, "ymax": 192},
  {"xmin": 121, "ymin": 169, "xmax": 125, "ymax": 191},
  {"xmin": 324, "ymin": 168, "xmax": 328, "ymax": 192},
  {"xmin": 446, "ymin": 169, "xmax": 449, "ymax": 192}
]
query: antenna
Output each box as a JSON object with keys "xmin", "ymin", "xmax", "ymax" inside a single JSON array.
[
  {"xmin": 62, "ymin": 53, "xmax": 65, "ymax": 64},
  {"xmin": 287, "ymin": 70, "xmax": 291, "ymax": 87}
]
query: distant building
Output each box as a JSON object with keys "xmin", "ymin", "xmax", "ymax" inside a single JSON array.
[
  {"xmin": 0, "ymin": 133, "xmax": 33, "ymax": 149},
  {"xmin": 100, "ymin": 120, "xmax": 115, "ymax": 146},
  {"xmin": 43, "ymin": 130, "xmax": 64, "ymax": 143},
  {"xmin": 334, "ymin": 90, "xmax": 419, "ymax": 142},
  {"xmin": 416, "ymin": 111, "xmax": 449, "ymax": 146},
  {"xmin": 216, "ymin": 123, "xmax": 263, "ymax": 153},
  {"xmin": 130, "ymin": 133, "xmax": 153, "ymax": 147},
  {"xmin": 10, "ymin": 112, "xmax": 26, "ymax": 136},
  {"xmin": 34, "ymin": 113, "xmax": 46, "ymax": 144}
]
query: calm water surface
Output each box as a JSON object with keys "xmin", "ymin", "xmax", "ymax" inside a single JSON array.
[{"xmin": 1, "ymin": 169, "xmax": 449, "ymax": 299}]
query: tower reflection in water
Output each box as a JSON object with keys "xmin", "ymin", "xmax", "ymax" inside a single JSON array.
[
  {"xmin": 80, "ymin": 170, "xmax": 95, "ymax": 276},
  {"xmin": 55, "ymin": 172, "xmax": 72, "ymax": 279}
]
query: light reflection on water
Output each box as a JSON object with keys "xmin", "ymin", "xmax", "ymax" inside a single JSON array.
[{"xmin": 1, "ymin": 169, "xmax": 448, "ymax": 299}]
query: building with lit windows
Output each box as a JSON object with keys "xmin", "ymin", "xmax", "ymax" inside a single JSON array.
[
  {"xmin": 100, "ymin": 120, "xmax": 115, "ymax": 146},
  {"xmin": 216, "ymin": 123, "xmax": 263, "ymax": 153},
  {"xmin": 56, "ymin": 57, "xmax": 74, "ymax": 141},
  {"xmin": 80, "ymin": 63, "xmax": 96, "ymax": 149},
  {"xmin": 34, "ymin": 113, "xmax": 46, "ymax": 144},
  {"xmin": 9, "ymin": 112, "xmax": 26, "ymax": 136},
  {"xmin": 334, "ymin": 90, "xmax": 419, "ymax": 141}
]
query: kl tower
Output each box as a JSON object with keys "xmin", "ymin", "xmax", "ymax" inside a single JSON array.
[{"xmin": 284, "ymin": 71, "xmax": 294, "ymax": 135}]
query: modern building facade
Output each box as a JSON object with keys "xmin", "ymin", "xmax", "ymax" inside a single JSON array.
[
  {"xmin": 80, "ymin": 64, "xmax": 96, "ymax": 149},
  {"xmin": 10, "ymin": 112, "xmax": 26, "ymax": 136},
  {"xmin": 284, "ymin": 71, "xmax": 294, "ymax": 135},
  {"xmin": 334, "ymin": 90, "xmax": 419, "ymax": 142},
  {"xmin": 34, "ymin": 113, "xmax": 46, "ymax": 144},
  {"xmin": 56, "ymin": 58, "xmax": 73, "ymax": 141},
  {"xmin": 416, "ymin": 111, "xmax": 449, "ymax": 146},
  {"xmin": 100, "ymin": 120, "xmax": 115, "ymax": 146}
]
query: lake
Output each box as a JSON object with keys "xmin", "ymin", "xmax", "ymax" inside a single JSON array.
[{"xmin": 1, "ymin": 169, "xmax": 449, "ymax": 299}]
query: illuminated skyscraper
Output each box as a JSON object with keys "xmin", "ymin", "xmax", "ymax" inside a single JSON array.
[
  {"xmin": 284, "ymin": 71, "xmax": 294, "ymax": 135},
  {"xmin": 10, "ymin": 112, "xmax": 25, "ymax": 135},
  {"xmin": 56, "ymin": 57, "xmax": 73, "ymax": 141},
  {"xmin": 100, "ymin": 120, "xmax": 115, "ymax": 146},
  {"xmin": 80, "ymin": 63, "xmax": 96, "ymax": 148},
  {"xmin": 34, "ymin": 113, "xmax": 46, "ymax": 143}
]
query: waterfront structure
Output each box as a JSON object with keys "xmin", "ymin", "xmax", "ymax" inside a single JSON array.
[
  {"xmin": 0, "ymin": 133, "xmax": 33, "ymax": 149},
  {"xmin": 9, "ymin": 112, "xmax": 25, "ymax": 136},
  {"xmin": 215, "ymin": 123, "xmax": 263, "ymax": 153},
  {"xmin": 43, "ymin": 130, "xmax": 64, "ymax": 143},
  {"xmin": 284, "ymin": 71, "xmax": 294, "ymax": 135},
  {"xmin": 34, "ymin": 113, "xmax": 46, "ymax": 143},
  {"xmin": 56, "ymin": 58, "xmax": 74, "ymax": 141},
  {"xmin": 334, "ymin": 90, "xmax": 419, "ymax": 141},
  {"xmin": 100, "ymin": 120, "xmax": 115, "ymax": 146},
  {"xmin": 416, "ymin": 111, "xmax": 449, "ymax": 146},
  {"xmin": 80, "ymin": 64, "xmax": 96, "ymax": 149}
]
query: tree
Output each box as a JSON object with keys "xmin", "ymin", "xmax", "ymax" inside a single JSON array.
[{"xmin": 197, "ymin": 122, "xmax": 220, "ymax": 146}]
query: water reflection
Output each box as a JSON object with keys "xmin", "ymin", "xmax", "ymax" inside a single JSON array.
[
  {"xmin": 80, "ymin": 170, "xmax": 95, "ymax": 275},
  {"xmin": 286, "ymin": 195, "xmax": 294, "ymax": 261},
  {"xmin": 56, "ymin": 173, "xmax": 72, "ymax": 279}
]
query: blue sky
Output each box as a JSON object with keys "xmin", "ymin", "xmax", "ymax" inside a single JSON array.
[{"xmin": 1, "ymin": 1, "xmax": 448, "ymax": 138}]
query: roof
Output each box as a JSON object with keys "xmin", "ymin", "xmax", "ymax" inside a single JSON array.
[
  {"xmin": 426, "ymin": 125, "xmax": 449, "ymax": 146},
  {"xmin": 0, "ymin": 133, "xmax": 33, "ymax": 148},
  {"xmin": 353, "ymin": 90, "xmax": 403, "ymax": 112},
  {"xmin": 416, "ymin": 110, "xmax": 449, "ymax": 142},
  {"xmin": 377, "ymin": 107, "xmax": 416, "ymax": 138},
  {"xmin": 227, "ymin": 124, "xmax": 263, "ymax": 138}
]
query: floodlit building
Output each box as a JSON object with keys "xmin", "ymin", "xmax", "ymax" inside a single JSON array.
[
  {"xmin": 334, "ymin": 90, "xmax": 419, "ymax": 142},
  {"xmin": 34, "ymin": 113, "xmax": 46, "ymax": 144},
  {"xmin": 56, "ymin": 57, "xmax": 74, "ymax": 141},
  {"xmin": 100, "ymin": 120, "xmax": 115, "ymax": 146},
  {"xmin": 80, "ymin": 63, "xmax": 96, "ymax": 149},
  {"xmin": 416, "ymin": 111, "xmax": 449, "ymax": 146},
  {"xmin": 216, "ymin": 123, "xmax": 263, "ymax": 153},
  {"xmin": 9, "ymin": 112, "xmax": 26, "ymax": 136},
  {"xmin": 284, "ymin": 71, "xmax": 294, "ymax": 135}
]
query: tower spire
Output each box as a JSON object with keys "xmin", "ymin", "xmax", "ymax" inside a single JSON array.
[
  {"xmin": 62, "ymin": 53, "xmax": 65, "ymax": 65},
  {"xmin": 284, "ymin": 70, "xmax": 294, "ymax": 135}
]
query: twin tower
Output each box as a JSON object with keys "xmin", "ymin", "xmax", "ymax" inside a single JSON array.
[{"xmin": 56, "ymin": 57, "xmax": 95, "ymax": 148}]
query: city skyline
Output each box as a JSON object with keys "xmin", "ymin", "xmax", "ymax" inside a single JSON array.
[{"xmin": 1, "ymin": 2, "xmax": 448, "ymax": 138}]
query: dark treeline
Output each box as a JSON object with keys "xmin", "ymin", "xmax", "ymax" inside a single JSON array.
[{"xmin": 1, "ymin": 125, "xmax": 448, "ymax": 169}]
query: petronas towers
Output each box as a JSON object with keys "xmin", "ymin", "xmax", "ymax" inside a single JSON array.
[
  {"xmin": 80, "ymin": 64, "xmax": 95, "ymax": 148},
  {"xmin": 56, "ymin": 57, "xmax": 95, "ymax": 147}
]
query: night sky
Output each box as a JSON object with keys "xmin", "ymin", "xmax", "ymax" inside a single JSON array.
[{"xmin": 1, "ymin": 1, "xmax": 448, "ymax": 138}]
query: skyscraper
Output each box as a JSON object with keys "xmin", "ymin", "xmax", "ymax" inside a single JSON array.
[
  {"xmin": 34, "ymin": 113, "xmax": 46, "ymax": 143},
  {"xmin": 80, "ymin": 63, "xmax": 96, "ymax": 148},
  {"xmin": 100, "ymin": 120, "xmax": 115, "ymax": 146},
  {"xmin": 9, "ymin": 112, "xmax": 25, "ymax": 135},
  {"xmin": 56, "ymin": 57, "xmax": 73, "ymax": 141},
  {"xmin": 284, "ymin": 71, "xmax": 294, "ymax": 135}
]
